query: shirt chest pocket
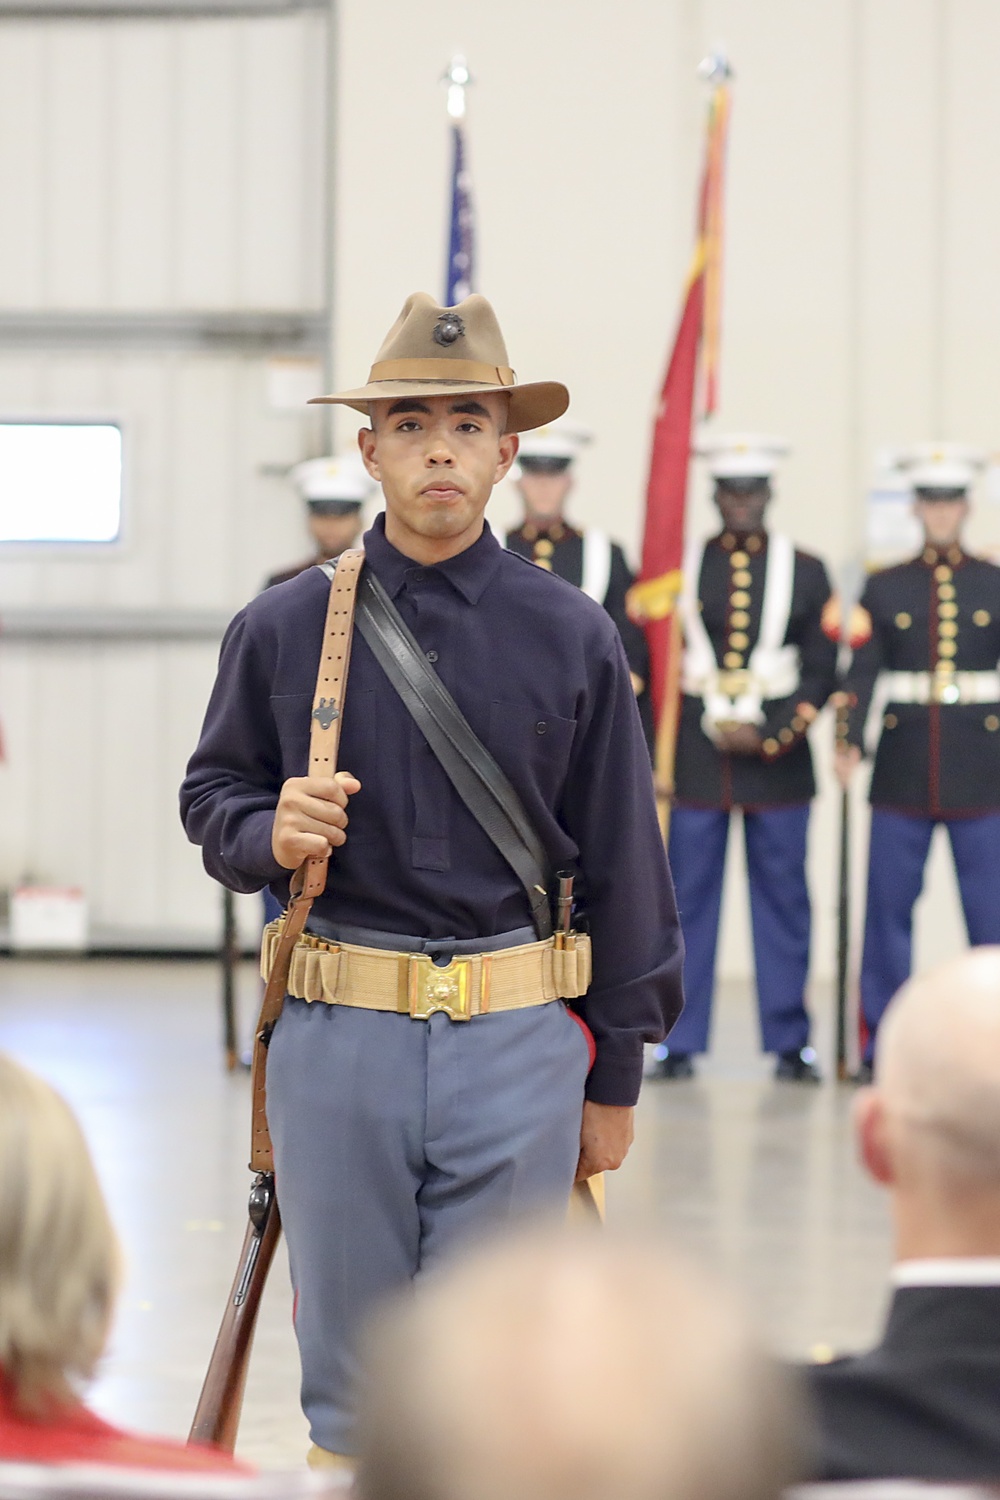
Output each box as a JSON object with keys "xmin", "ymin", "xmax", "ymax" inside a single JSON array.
[
  {"xmin": 269, "ymin": 688, "xmax": 377, "ymax": 781},
  {"xmin": 487, "ymin": 701, "xmax": 577, "ymax": 805}
]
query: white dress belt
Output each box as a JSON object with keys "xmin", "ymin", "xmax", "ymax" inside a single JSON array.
[{"xmin": 880, "ymin": 669, "xmax": 1000, "ymax": 705}]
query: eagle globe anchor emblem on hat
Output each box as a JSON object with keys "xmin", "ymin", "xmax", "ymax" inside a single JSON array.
[{"xmin": 308, "ymin": 291, "xmax": 569, "ymax": 434}]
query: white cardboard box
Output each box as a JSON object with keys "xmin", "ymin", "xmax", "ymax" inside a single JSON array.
[{"xmin": 10, "ymin": 887, "xmax": 89, "ymax": 951}]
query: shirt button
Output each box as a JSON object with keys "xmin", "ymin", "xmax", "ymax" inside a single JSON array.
[
  {"xmin": 535, "ymin": 720, "xmax": 548, "ymax": 735},
  {"xmin": 426, "ymin": 650, "xmax": 439, "ymax": 663}
]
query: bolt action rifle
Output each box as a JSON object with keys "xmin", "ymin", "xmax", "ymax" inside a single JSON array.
[{"xmin": 189, "ymin": 549, "xmax": 365, "ymax": 1452}]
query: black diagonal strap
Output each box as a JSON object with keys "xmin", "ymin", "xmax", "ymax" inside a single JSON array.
[{"xmin": 354, "ymin": 568, "xmax": 553, "ymax": 940}]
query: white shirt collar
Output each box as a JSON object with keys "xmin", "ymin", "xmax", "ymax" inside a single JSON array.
[{"xmin": 892, "ymin": 1257, "xmax": 1000, "ymax": 1288}]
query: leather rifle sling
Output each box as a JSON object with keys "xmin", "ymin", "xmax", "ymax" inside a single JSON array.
[{"xmin": 249, "ymin": 548, "xmax": 364, "ymax": 1172}]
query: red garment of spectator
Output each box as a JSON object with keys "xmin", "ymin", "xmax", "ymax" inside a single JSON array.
[{"xmin": 0, "ymin": 1372, "xmax": 251, "ymax": 1474}]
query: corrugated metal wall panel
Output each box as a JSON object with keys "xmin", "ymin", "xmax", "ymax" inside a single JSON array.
[
  {"xmin": 0, "ymin": 12, "xmax": 326, "ymax": 312},
  {"xmin": 0, "ymin": 7, "xmax": 330, "ymax": 945}
]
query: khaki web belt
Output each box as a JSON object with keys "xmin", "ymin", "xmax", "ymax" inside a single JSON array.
[{"xmin": 261, "ymin": 922, "xmax": 592, "ymax": 1021}]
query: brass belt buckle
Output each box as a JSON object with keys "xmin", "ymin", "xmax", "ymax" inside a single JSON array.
[
  {"xmin": 408, "ymin": 954, "xmax": 473, "ymax": 1021},
  {"xmin": 716, "ymin": 669, "xmax": 752, "ymax": 699}
]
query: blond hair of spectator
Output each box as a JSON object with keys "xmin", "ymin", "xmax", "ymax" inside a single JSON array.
[
  {"xmin": 356, "ymin": 1230, "xmax": 806, "ymax": 1500},
  {"xmin": 0, "ymin": 1053, "xmax": 120, "ymax": 1413}
]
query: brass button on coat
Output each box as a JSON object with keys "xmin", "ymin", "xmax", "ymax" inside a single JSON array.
[
  {"xmin": 974, "ymin": 609, "xmax": 992, "ymax": 626},
  {"xmin": 729, "ymin": 632, "xmax": 749, "ymax": 649},
  {"xmin": 884, "ymin": 713, "xmax": 898, "ymax": 729},
  {"xmin": 935, "ymin": 565, "xmax": 953, "ymax": 582},
  {"xmin": 723, "ymin": 651, "xmax": 743, "ymax": 669},
  {"xmin": 986, "ymin": 715, "xmax": 1000, "ymax": 732},
  {"xmin": 938, "ymin": 640, "xmax": 957, "ymax": 658},
  {"xmin": 895, "ymin": 612, "xmax": 912, "ymax": 629},
  {"xmin": 731, "ymin": 550, "xmax": 750, "ymax": 568},
  {"xmin": 732, "ymin": 570, "xmax": 752, "ymax": 588},
  {"xmin": 731, "ymin": 590, "xmax": 751, "ymax": 608},
  {"xmin": 730, "ymin": 610, "xmax": 750, "ymax": 628}
]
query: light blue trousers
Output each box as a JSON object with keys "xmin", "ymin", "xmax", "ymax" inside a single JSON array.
[{"xmin": 266, "ymin": 995, "xmax": 591, "ymax": 1454}]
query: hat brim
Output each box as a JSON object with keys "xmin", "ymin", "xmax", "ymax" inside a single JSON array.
[{"xmin": 309, "ymin": 379, "xmax": 569, "ymax": 436}]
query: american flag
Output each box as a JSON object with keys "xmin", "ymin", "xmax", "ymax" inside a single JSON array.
[{"xmin": 445, "ymin": 121, "xmax": 475, "ymax": 305}]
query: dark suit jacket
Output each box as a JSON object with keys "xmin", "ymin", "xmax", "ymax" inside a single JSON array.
[{"xmin": 806, "ymin": 1286, "xmax": 1000, "ymax": 1481}]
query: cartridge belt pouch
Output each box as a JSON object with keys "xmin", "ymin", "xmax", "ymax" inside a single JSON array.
[{"xmin": 260, "ymin": 920, "xmax": 592, "ymax": 1022}]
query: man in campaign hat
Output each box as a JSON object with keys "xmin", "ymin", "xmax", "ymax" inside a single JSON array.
[
  {"xmin": 836, "ymin": 443, "xmax": 1000, "ymax": 1079},
  {"xmin": 264, "ymin": 453, "xmax": 374, "ymax": 589},
  {"xmin": 653, "ymin": 435, "xmax": 836, "ymax": 1082},
  {"xmin": 181, "ymin": 293, "xmax": 682, "ymax": 1463},
  {"xmin": 505, "ymin": 422, "xmax": 652, "ymax": 737}
]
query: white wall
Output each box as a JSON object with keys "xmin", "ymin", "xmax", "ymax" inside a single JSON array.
[
  {"xmin": 0, "ymin": 10, "xmax": 330, "ymax": 943},
  {"xmin": 333, "ymin": 0, "xmax": 1000, "ymax": 988},
  {"xmin": 1, "ymin": 0, "xmax": 997, "ymax": 978}
]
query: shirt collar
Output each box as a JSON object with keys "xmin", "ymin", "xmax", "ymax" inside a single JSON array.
[
  {"xmin": 892, "ymin": 1257, "xmax": 1000, "ymax": 1288},
  {"xmin": 362, "ymin": 512, "xmax": 503, "ymax": 605}
]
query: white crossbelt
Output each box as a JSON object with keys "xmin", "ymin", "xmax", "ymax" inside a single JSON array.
[
  {"xmin": 580, "ymin": 529, "xmax": 612, "ymax": 605},
  {"xmin": 680, "ymin": 532, "xmax": 800, "ymax": 741},
  {"xmin": 880, "ymin": 669, "xmax": 1000, "ymax": 705}
]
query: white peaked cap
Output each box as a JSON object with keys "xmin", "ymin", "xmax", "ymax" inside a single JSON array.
[
  {"xmin": 892, "ymin": 442, "xmax": 987, "ymax": 492},
  {"xmin": 515, "ymin": 419, "xmax": 594, "ymax": 463},
  {"xmin": 695, "ymin": 432, "xmax": 791, "ymax": 480},
  {"xmin": 289, "ymin": 452, "xmax": 376, "ymax": 503}
]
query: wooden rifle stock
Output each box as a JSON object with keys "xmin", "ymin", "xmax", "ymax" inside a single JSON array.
[{"xmin": 189, "ymin": 1172, "xmax": 282, "ymax": 1453}]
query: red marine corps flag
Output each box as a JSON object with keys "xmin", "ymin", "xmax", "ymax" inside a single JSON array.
[{"xmin": 627, "ymin": 56, "xmax": 732, "ymax": 835}]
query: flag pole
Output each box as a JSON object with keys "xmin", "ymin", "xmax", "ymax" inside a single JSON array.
[{"xmin": 441, "ymin": 54, "xmax": 475, "ymax": 305}]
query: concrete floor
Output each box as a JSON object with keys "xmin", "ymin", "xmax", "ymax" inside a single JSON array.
[{"xmin": 0, "ymin": 956, "xmax": 892, "ymax": 1469}]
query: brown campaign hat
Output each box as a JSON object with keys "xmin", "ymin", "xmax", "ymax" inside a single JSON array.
[{"xmin": 310, "ymin": 292, "xmax": 569, "ymax": 434}]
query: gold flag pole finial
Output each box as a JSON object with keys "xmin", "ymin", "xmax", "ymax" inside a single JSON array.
[{"xmin": 441, "ymin": 53, "xmax": 473, "ymax": 120}]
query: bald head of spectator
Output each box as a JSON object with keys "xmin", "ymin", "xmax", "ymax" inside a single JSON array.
[
  {"xmin": 856, "ymin": 947, "xmax": 1000, "ymax": 1258},
  {"xmin": 356, "ymin": 1231, "xmax": 806, "ymax": 1500}
]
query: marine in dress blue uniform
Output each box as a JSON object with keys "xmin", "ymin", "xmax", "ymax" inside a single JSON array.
[
  {"xmin": 504, "ymin": 423, "xmax": 653, "ymax": 747},
  {"xmin": 264, "ymin": 452, "xmax": 372, "ymax": 590},
  {"xmin": 658, "ymin": 435, "xmax": 836, "ymax": 1081},
  {"xmin": 180, "ymin": 293, "xmax": 683, "ymax": 1460},
  {"xmin": 837, "ymin": 444, "xmax": 1000, "ymax": 1076}
]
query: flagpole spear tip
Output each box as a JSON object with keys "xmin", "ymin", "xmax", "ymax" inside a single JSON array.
[
  {"xmin": 441, "ymin": 53, "xmax": 473, "ymax": 120},
  {"xmin": 697, "ymin": 50, "xmax": 733, "ymax": 85}
]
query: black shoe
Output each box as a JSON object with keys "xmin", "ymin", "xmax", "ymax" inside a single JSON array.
[
  {"xmin": 775, "ymin": 1047, "xmax": 822, "ymax": 1083},
  {"xmin": 650, "ymin": 1050, "xmax": 695, "ymax": 1081},
  {"xmin": 852, "ymin": 1060, "xmax": 874, "ymax": 1085}
]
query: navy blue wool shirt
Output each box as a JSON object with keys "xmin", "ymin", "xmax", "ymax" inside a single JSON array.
[{"xmin": 180, "ymin": 514, "xmax": 683, "ymax": 1105}]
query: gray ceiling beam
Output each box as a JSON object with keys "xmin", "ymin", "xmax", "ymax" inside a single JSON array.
[
  {"xmin": 0, "ymin": 607, "xmax": 233, "ymax": 641},
  {"xmin": 0, "ymin": 309, "xmax": 329, "ymax": 353},
  {"xmin": 0, "ymin": 0, "xmax": 327, "ymax": 16}
]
